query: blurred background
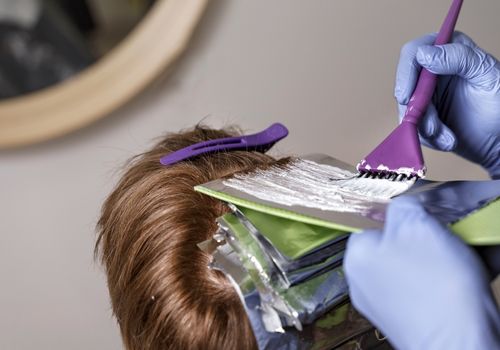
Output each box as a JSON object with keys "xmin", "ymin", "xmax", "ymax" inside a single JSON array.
[
  {"xmin": 0, "ymin": 0, "xmax": 154, "ymax": 99},
  {"xmin": 0, "ymin": 0, "xmax": 499, "ymax": 349}
]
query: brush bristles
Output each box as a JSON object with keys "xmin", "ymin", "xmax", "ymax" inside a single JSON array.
[{"xmin": 357, "ymin": 171, "xmax": 417, "ymax": 182}]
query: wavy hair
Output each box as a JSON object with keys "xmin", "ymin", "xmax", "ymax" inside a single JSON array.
[{"xmin": 96, "ymin": 126, "xmax": 276, "ymax": 349}]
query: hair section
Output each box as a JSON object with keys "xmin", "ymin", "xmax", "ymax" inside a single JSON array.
[{"xmin": 96, "ymin": 126, "xmax": 276, "ymax": 350}]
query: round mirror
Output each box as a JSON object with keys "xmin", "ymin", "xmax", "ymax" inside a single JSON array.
[{"xmin": 0, "ymin": 0, "xmax": 207, "ymax": 148}]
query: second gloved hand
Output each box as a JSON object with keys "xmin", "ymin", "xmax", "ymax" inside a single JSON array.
[
  {"xmin": 344, "ymin": 197, "xmax": 500, "ymax": 350},
  {"xmin": 395, "ymin": 32, "xmax": 500, "ymax": 179}
]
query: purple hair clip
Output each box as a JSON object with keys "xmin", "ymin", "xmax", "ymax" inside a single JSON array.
[{"xmin": 160, "ymin": 123, "xmax": 289, "ymax": 166}]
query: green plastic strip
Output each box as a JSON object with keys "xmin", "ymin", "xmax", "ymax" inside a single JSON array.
[
  {"xmin": 450, "ymin": 198, "xmax": 500, "ymax": 245},
  {"xmin": 195, "ymin": 185, "xmax": 358, "ymax": 232},
  {"xmin": 197, "ymin": 186, "xmax": 500, "ymax": 246}
]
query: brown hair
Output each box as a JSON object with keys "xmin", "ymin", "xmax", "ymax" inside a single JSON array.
[{"xmin": 96, "ymin": 126, "xmax": 275, "ymax": 350}]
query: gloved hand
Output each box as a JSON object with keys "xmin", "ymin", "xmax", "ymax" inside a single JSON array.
[
  {"xmin": 344, "ymin": 197, "xmax": 500, "ymax": 350},
  {"xmin": 395, "ymin": 32, "xmax": 500, "ymax": 179}
]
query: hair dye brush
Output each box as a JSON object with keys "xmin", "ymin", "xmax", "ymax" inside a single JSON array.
[{"xmin": 357, "ymin": 0, "xmax": 464, "ymax": 180}]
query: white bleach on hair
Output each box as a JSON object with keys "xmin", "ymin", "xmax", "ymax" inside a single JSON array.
[{"xmin": 223, "ymin": 159, "xmax": 415, "ymax": 213}]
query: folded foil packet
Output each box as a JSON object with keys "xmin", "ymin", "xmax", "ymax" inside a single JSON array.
[{"xmin": 198, "ymin": 154, "xmax": 500, "ymax": 349}]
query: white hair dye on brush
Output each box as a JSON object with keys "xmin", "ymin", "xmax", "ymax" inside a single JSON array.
[{"xmin": 223, "ymin": 159, "xmax": 415, "ymax": 213}]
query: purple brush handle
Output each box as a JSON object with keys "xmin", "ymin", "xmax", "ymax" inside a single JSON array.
[{"xmin": 403, "ymin": 0, "xmax": 464, "ymax": 125}]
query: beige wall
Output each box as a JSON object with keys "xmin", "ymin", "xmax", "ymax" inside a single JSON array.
[{"xmin": 0, "ymin": 1, "xmax": 499, "ymax": 348}]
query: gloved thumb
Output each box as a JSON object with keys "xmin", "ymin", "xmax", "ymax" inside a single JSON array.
[
  {"xmin": 416, "ymin": 44, "xmax": 499, "ymax": 89},
  {"xmin": 344, "ymin": 229, "xmax": 382, "ymax": 275},
  {"xmin": 398, "ymin": 102, "xmax": 457, "ymax": 152}
]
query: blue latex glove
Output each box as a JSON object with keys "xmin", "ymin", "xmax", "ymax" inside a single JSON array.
[
  {"xmin": 344, "ymin": 197, "xmax": 500, "ymax": 350},
  {"xmin": 395, "ymin": 32, "xmax": 500, "ymax": 179},
  {"xmin": 396, "ymin": 31, "xmax": 500, "ymax": 279}
]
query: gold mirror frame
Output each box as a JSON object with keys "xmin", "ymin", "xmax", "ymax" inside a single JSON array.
[{"xmin": 0, "ymin": 0, "xmax": 207, "ymax": 148}]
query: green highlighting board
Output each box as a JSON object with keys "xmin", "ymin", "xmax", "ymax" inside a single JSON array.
[
  {"xmin": 196, "ymin": 186, "xmax": 500, "ymax": 246},
  {"xmin": 195, "ymin": 185, "xmax": 358, "ymax": 232},
  {"xmin": 451, "ymin": 198, "xmax": 500, "ymax": 245}
]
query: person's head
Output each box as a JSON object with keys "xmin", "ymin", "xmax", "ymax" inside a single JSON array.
[{"xmin": 96, "ymin": 126, "xmax": 275, "ymax": 350}]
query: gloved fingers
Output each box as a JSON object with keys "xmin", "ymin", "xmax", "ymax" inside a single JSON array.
[
  {"xmin": 394, "ymin": 31, "xmax": 479, "ymax": 105},
  {"xmin": 398, "ymin": 103, "xmax": 457, "ymax": 151},
  {"xmin": 418, "ymin": 103, "xmax": 457, "ymax": 151},
  {"xmin": 451, "ymin": 31, "xmax": 479, "ymax": 49},
  {"xmin": 416, "ymin": 103, "xmax": 439, "ymax": 139},
  {"xmin": 344, "ymin": 229, "xmax": 383, "ymax": 276},
  {"xmin": 395, "ymin": 33, "xmax": 437, "ymax": 105},
  {"xmin": 386, "ymin": 196, "xmax": 426, "ymax": 218},
  {"xmin": 384, "ymin": 197, "xmax": 434, "ymax": 238},
  {"xmin": 416, "ymin": 43, "xmax": 499, "ymax": 90},
  {"xmin": 344, "ymin": 229, "xmax": 383, "ymax": 317},
  {"xmin": 398, "ymin": 103, "xmax": 436, "ymax": 149},
  {"xmin": 386, "ymin": 197, "xmax": 475, "ymax": 257}
]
